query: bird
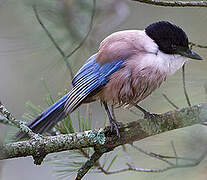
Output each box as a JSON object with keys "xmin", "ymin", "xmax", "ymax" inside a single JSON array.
[{"xmin": 16, "ymin": 21, "xmax": 202, "ymax": 139}]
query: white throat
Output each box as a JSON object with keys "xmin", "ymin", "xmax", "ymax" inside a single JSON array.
[
  {"xmin": 155, "ymin": 50, "xmax": 188, "ymax": 75},
  {"xmin": 141, "ymin": 32, "xmax": 188, "ymax": 75}
]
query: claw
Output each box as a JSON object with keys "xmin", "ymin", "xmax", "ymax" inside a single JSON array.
[
  {"xmin": 103, "ymin": 102, "xmax": 122, "ymax": 138},
  {"xmin": 133, "ymin": 104, "xmax": 161, "ymax": 131},
  {"xmin": 144, "ymin": 112, "xmax": 161, "ymax": 131},
  {"xmin": 110, "ymin": 120, "xmax": 122, "ymax": 138}
]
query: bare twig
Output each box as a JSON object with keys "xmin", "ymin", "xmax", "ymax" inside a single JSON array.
[
  {"xmin": 171, "ymin": 141, "xmax": 178, "ymax": 165},
  {"xmin": 0, "ymin": 115, "xmax": 13, "ymax": 126},
  {"xmin": 130, "ymin": 148, "xmax": 207, "ymax": 172},
  {"xmin": 93, "ymin": 149, "xmax": 206, "ymax": 175},
  {"xmin": 76, "ymin": 149, "xmax": 106, "ymax": 180},
  {"xmin": 189, "ymin": 42, "xmax": 207, "ymax": 49},
  {"xmin": 126, "ymin": 153, "xmax": 204, "ymax": 172},
  {"xmin": 0, "ymin": 101, "xmax": 39, "ymax": 139},
  {"xmin": 97, "ymin": 145, "xmax": 207, "ymax": 175},
  {"xmin": 182, "ymin": 64, "xmax": 191, "ymax": 106},
  {"xmin": 132, "ymin": 145, "xmax": 174, "ymax": 166},
  {"xmin": 132, "ymin": 0, "xmax": 207, "ymax": 7},
  {"xmin": 149, "ymin": 152, "xmax": 197, "ymax": 162},
  {"xmin": 33, "ymin": 5, "xmax": 65, "ymax": 57},
  {"xmin": 65, "ymin": 0, "xmax": 96, "ymax": 60},
  {"xmin": 64, "ymin": 0, "xmax": 96, "ymax": 78},
  {"xmin": 32, "ymin": 5, "xmax": 73, "ymax": 75},
  {"xmin": 162, "ymin": 93, "xmax": 179, "ymax": 109},
  {"xmin": 33, "ymin": 0, "xmax": 96, "ymax": 80}
]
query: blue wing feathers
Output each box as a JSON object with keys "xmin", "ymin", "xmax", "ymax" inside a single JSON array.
[
  {"xmin": 29, "ymin": 93, "xmax": 69, "ymax": 129},
  {"xmin": 72, "ymin": 54, "xmax": 125, "ymax": 87},
  {"xmin": 64, "ymin": 54, "xmax": 124, "ymax": 114},
  {"xmin": 16, "ymin": 54, "xmax": 125, "ymax": 138},
  {"xmin": 64, "ymin": 56, "xmax": 125, "ymax": 113}
]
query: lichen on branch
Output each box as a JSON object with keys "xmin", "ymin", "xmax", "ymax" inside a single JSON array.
[{"xmin": 0, "ymin": 103, "xmax": 206, "ymax": 164}]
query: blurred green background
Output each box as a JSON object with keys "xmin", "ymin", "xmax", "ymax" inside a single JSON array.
[{"xmin": 0, "ymin": 0, "xmax": 207, "ymax": 179}]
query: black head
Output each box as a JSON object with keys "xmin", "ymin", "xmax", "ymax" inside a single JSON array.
[
  {"xmin": 145, "ymin": 21, "xmax": 202, "ymax": 60},
  {"xmin": 145, "ymin": 21, "xmax": 188, "ymax": 54}
]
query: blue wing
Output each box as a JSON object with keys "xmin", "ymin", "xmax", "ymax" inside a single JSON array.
[
  {"xmin": 16, "ymin": 54, "xmax": 125, "ymax": 138},
  {"xmin": 64, "ymin": 54, "xmax": 125, "ymax": 113}
]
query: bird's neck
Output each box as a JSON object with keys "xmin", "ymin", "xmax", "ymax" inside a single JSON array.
[{"xmin": 155, "ymin": 51, "xmax": 188, "ymax": 75}]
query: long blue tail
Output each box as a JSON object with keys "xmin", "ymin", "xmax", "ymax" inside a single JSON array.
[{"xmin": 16, "ymin": 93, "xmax": 70, "ymax": 139}]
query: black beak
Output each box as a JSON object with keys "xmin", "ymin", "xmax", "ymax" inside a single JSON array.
[{"xmin": 176, "ymin": 47, "xmax": 202, "ymax": 60}]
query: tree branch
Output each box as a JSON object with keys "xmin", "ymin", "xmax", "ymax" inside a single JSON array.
[
  {"xmin": 1, "ymin": 103, "xmax": 207, "ymax": 162},
  {"xmin": 0, "ymin": 115, "xmax": 13, "ymax": 126},
  {"xmin": 0, "ymin": 102, "xmax": 39, "ymax": 139},
  {"xmin": 132, "ymin": 0, "xmax": 207, "ymax": 7},
  {"xmin": 76, "ymin": 148, "xmax": 107, "ymax": 180}
]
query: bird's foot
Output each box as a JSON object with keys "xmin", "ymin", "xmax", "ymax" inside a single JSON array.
[
  {"xmin": 109, "ymin": 120, "xmax": 122, "ymax": 138},
  {"xmin": 143, "ymin": 112, "xmax": 161, "ymax": 131}
]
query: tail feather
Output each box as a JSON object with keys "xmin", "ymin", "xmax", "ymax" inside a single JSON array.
[
  {"xmin": 16, "ymin": 93, "xmax": 69, "ymax": 139},
  {"xmin": 15, "ymin": 79, "xmax": 98, "ymax": 139},
  {"xmin": 64, "ymin": 78, "xmax": 98, "ymax": 114}
]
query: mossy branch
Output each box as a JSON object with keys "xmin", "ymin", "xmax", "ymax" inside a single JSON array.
[
  {"xmin": 0, "ymin": 103, "xmax": 207, "ymax": 166},
  {"xmin": 0, "ymin": 102, "xmax": 39, "ymax": 139}
]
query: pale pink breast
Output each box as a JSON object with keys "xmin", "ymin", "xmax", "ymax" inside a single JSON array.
[{"xmin": 98, "ymin": 54, "xmax": 167, "ymax": 105}]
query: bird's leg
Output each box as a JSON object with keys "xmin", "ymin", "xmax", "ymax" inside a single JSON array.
[
  {"xmin": 133, "ymin": 104, "xmax": 160, "ymax": 130},
  {"xmin": 103, "ymin": 102, "xmax": 121, "ymax": 138},
  {"xmin": 111, "ymin": 105, "xmax": 116, "ymax": 120}
]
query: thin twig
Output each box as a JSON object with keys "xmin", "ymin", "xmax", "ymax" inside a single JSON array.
[
  {"xmin": 128, "ymin": 149, "xmax": 207, "ymax": 172},
  {"xmin": 0, "ymin": 115, "xmax": 13, "ymax": 126},
  {"xmin": 79, "ymin": 148, "xmax": 122, "ymax": 175},
  {"xmin": 33, "ymin": 5, "xmax": 65, "ymax": 58},
  {"xmin": 132, "ymin": 145, "xmax": 174, "ymax": 166},
  {"xmin": 65, "ymin": 0, "xmax": 96, "ymax": 59},
  {"xmin": 148, "ymin": 152, "xmax": 197, "ymax": 162},
  {"xmin": 76, "ymin": 150, "xmax": 104, "ymax": 180},
  {"xmin": 64, "ymin": 0, "xmax": 96, "ymax": 79},
  {"xmin": 171, "ymin": 141, "xmax": 178, "ymax": 165},
  {"xmin": 32, "ymin": 5, "xmax": 73, "ymax": 78},
  {"xmin": 132, "ymin": 0, "xmax": 207, "ymax": 7},
  {"xmin": 33, "ymin": 0, "xmax": 96, "ymax": 80},
  {"xmin": 0, "ymin": 101, "xmax": 39, "ymax": 139},
  {"xmin": 97, "ymin": 146, "xmax": 207, "ymax": 175},
  {"xmin": 98, "ymin": 166, "xmax": 131, "ymax": 174},
  {"xmin": 189, "ymin": 42, "xmax": 207, "ymax": 49},
  {"xmin": 182, "ymin": 64, "xmax": 191, "ymax": 106},
  {"xmin": 162, "ymin": 93, "xmax": 179, "ymax": 109}
]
